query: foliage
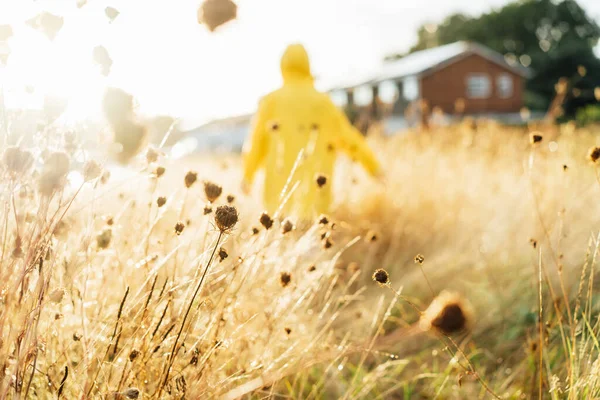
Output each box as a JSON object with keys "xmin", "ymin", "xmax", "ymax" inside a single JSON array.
[{"xmin": 396, "ymin": 0, "xmax": 600, "ymax": 114}]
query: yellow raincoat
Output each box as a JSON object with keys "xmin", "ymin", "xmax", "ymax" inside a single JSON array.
[{"xmin": 242, "ymin": 44, "xmax": 381, "ymax": 218}]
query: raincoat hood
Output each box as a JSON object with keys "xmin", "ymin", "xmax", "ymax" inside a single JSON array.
[{"xmin": 280, "ymin": 44, "xmax": 312, "ymax": 83}]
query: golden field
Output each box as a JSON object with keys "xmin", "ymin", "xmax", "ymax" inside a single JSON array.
[{"xmin": 1, "ymin": 120, "xmax": 600, "ymax": 399}]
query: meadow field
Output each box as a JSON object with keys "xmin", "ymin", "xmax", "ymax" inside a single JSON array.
[{"xmin": 1, "ymin": 120, "xmax": 600, "ymax": 399}]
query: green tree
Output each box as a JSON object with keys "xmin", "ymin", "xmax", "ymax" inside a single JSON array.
[{"xmin": 395, "ymin": 0, "xmax": 600, "ymax": 115}]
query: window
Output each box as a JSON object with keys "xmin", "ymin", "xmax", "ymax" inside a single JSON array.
[
  {"xmin": 466, "ymin": 74, "xmax": 491, "ymax": 99},
  {"xmin": 403, "ymin": 76, "xmax": 419, "ymax": 101},
  {"xmin": 496, "ymin": 74, "xmax": 513, "ymax": 98}
]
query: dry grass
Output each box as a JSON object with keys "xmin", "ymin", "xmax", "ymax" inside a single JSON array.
[{"xmin": 1, "ymin": 119, "xmax": 600, "ymax": 399}]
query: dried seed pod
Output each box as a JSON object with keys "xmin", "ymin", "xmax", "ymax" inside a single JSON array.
[
  {"xmin": 214, "ymin": 205, "xmax": 238, "ymax": 233},
  {"xmin": 174, "ymin": 222, "xmax": 185, "ymax": 235},
  {"xmin": 204, "ymin": 181, "xmax": 222, "ymax": 203},
  {"xmin": 156, "ymin": 197, "xmax": 166, "ymax": 208},
  {"xmin": 83, "ymin": 159, "xmax": 102, "ymax": 181},
  {"xmin": 372, "ymin": 269, "xmax": 389, "ymax": 285},
  {"xmin": 315, "ymin": 174, "xmax": 327, "ymax": 188},
  {"xmin": 185, "ymin": 171, "xmax": 198, "ymax": 188},
  {"xmin": 529, "ymin": 132, "xmax": 543, "ymax": 144},
  {"xmin": 280, "ymin": 272, "xmax": 291, "ymax": 287},
  {"xmin": 155, "ymin": 166, "xmax": 166, "ymax": 178},
  {"xmin": 419, "ymin": 291, "xmax": 473, "ymax": 335},
  {"xmin": 259, "ymin": 212, "xmax": 273, "ymax": 230},
  {"xmin": 2, "ymin": 147, "xmax": 34, "ymax": 176},
  {"xmin": 197, "ymin": 0, "xmax": 237, "ymax": 32},
  {"xmin": 588, "ymin": 147, "xmax": 600, "ymax": 163},
  {"xmin": 218, "ymin": 247, "xmax": 228, "ymax": 262},
  {"xmin": 281, "ymin": 218, "xmax": 294, "ymax": 234}
]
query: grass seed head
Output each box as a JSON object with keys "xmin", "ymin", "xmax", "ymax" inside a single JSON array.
[
  {"xmin": 214, "ymin": 205, "xmax": 238, "ymax": 233},
  {"xmin": 184, "ymin": 171, "xmax": 198, "ymax": 188},
  {"xmin": 419, "ymin": 291, "xmax": 473, "ymax": 335},
  {"xmin": 259, "ymin": 212, "xmax": 274, "ymax": 230},
  {"xmin": 204, "ymin": 181, "xmax": 223, "ymax": 203},
  {"xmin": 372, "ymin": 269, "xmax": 389, "ymax": 285}
]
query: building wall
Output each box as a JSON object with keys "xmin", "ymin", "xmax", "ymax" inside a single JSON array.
[{"xmin": 419, "ymin": 54, "xmax": 524, "ymax": 114}]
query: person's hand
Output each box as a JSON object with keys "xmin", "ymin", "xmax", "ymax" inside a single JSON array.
[{"xmin": 241, "ymin": 179, "xmax": 251, "ymax": 195}]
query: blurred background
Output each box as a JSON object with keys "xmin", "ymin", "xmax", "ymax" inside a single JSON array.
[{"xmin": 0, "ymin": 0, "xmax": 599, "ymax": 154}]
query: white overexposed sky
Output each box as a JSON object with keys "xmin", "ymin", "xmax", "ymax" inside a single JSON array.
[{"xmin": 0, "ymin": 0, "xmax": 599, "ymax": 127}]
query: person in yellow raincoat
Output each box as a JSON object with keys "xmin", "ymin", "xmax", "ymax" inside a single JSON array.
[{"xmin": 242, "ymin": 43, "xmax": 382, "ymax": 219}]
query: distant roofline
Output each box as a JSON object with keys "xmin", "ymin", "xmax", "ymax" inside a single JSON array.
[{"xmin": 328, "ymin": 41, "xmax": 532, "ymax": 91}]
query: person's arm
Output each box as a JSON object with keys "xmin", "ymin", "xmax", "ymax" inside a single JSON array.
[
  {"xmin": 242, "ymin": 98, "xmax": 271, "ymax": 186},
  {"xmin": 334, "ymin": 105, "xmax": 381, "ymax": 176}
]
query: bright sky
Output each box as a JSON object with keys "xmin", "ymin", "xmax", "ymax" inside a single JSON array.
[{"xmin": 0, "ymin": 0, "xmax": 599, "ymax": 127}]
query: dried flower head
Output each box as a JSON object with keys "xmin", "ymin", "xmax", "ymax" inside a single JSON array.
[
  {"xmin": 588, "ymin": 147, "xmax": 600, "ymax": 163},
  {"xmin": 38, "ymin": 151, "xmax": 70, "ymax": 196},
  {"xmin": 414, "ymin": 254, "xmax": 425, "ymax": 264},
  {"xmin": 49, "ymin": 288, "xmax": 66, "ymax": 303},
  {"xmin": 214, "ymin": 205, "xmax": 238, "ymax": 232},
  {"xmin": 251, "ymin": 227, "xmax": 259, "ymax": 235},
  {"xmin": 146, "ymin": 147, "xmax": 159, "ymax": 164},
  {"xmin": 175, "ymin": 222, "xmax": 185, "ymax": 235},
  {"xmin": 204, "ymin": 205, "xmax": 213, "ymax": 215},
  {"xmin": 83, "ymin": 159, "xmax": 102, "ymax": 181},
  {"xmin": 419, "ymin": 291, "xmax": 473, "ymax": 335},
  {"xmin": 204, "ymin": 181, "xmax": 223, "ymax": 203},
  {"xmin": 2, "ymin": 147, "xmax": 34, "ymax": 176},
  {"xmin": 226, "ymin": 194, "xmax": 235, "ymax": 203},
  {"xmin": 285, "ymin": 327, "xmax": 292, "ymax": 335},
  {"xmin": 318, "ymin": 214, "xmax": 329, "ymax": 225},
  {"xmin": 198, "ymin": 0, "xmax": 237, "ymax": 32},
  {"xmin": 315, "ymin": 174, "xmax": 327, "ymax": 188},
  {"xmin": 322, "ymin": 237, "xmax": 333, "ymax": 249},
  {"xmin": 129, "ymin": 349, "xmax": 140, "ymax": 362},
  {"xmin": 281, "ymin": 218, "xmax": 295, "ymax": 234},
  {"xmin": 308, "ymin": 264, "xmax": 316, "ymax": 272},
  {"xmin": 365, "ymin": 230, "xmax": 378, "ymax": 242},
  {"xmin": 122, "ymin": 387, "xmax": 140, "ymax": 399},
  {"xmin": 96, "ymin": 228, "xmax": 112, "ymax": 249},
  {"xmin": 372, "ymin": 269, "xmax": 389, "ymax": 285},
  {"xmin": 530, "ymin": 132, "xmax": 543, "ymax": 144},
  {"xmin": 280, "ymin": 272, "xmax": 291, "ymax": 287},
  {"xmin": 156, "ymin": 196, "xmax": 166, "ymax": 208},
  {"xmin": 185, "ymin": 171, "xmax": 198, "ymax": 188},
  {"xmin": 155, "ymin": 166, "xmax": 166, "ymax": 178},
  {"xmin": 218, "ymin": 247, "xmax": 228, "ymax": 262},
  {"xmin": 259, "ymin": 212, "xmax": 274, "ymax": 230}
]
